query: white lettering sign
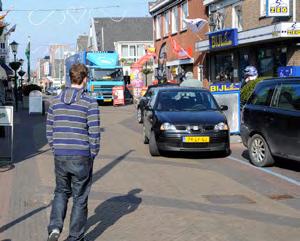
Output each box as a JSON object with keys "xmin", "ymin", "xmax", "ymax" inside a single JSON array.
[
  {"xmin": 0, "ymin": 106, "xmax": 13, "ymax": 126},
  {"xmin": 266, "ymin": 0, "xmax": 290, "ymax": 17}
]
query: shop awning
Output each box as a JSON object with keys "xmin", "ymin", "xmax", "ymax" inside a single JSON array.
[
  {"xmin": 0, "ymin": 63, "xmax": 13, "ymax": 77},
  {"xmin": 195, "ymin": 22, "xmax": 300, "ymax": 52},
  {"xmin": 0, "ymin": 65, "xmax": 7, "ymax": 80}
]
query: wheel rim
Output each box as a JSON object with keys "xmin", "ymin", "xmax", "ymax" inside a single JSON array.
[
  {"xmin": 137, "ymin": 109, "xmax": 142, "ymax": 122},
  {"xmin": 251, "ymin": 137, "xmax": 266, "ymax": 163}
]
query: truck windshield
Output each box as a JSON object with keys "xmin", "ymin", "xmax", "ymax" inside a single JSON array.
[{"xmin": 91, "ymin": 69, "xmax": 123, "ymax": 81}]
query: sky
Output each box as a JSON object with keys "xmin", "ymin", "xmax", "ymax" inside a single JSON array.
[{"xmin": 3, "ymin": 0, "xmax": 151, "ymax": 71}]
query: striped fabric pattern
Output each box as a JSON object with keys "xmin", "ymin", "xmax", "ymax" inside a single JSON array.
[{"xmin": 46, "ymin": 87, "xmax": 100, "ymax": 159}]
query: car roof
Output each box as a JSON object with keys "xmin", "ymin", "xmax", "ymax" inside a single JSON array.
[
  {"xmin": 257, "ymin": 77, "xmax": 300, "ymax": 86},
  {"xmin": 155, "ymin": 86, "xmax": 209, "ymax": 92},
  {"xmin": 148, "ymin": 83, "xmax": 179, "ymax": 89}
]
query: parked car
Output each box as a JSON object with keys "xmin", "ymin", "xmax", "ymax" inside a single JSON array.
[
  {"xmin": 241, "ymin": 78, "xmax": 300, "ymax": 167},
  {"xmin": 136, "ymin": 83, "xmax": 179, "ymax": 123},
  {"xmin": 142, "ymin": 87, "xmax": 230, "ymax": 156}
]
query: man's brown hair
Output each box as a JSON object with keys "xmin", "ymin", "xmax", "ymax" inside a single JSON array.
[{"xmin": 69, "ymin": 64, "xmax": 88, "ymax": 85}]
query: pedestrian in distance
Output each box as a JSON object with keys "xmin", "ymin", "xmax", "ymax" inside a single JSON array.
[{"xmin": 46, "ymin": 63, "xmax": 101, "ymax": 241}]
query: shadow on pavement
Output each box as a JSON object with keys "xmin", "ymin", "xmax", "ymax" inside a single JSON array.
[
  {"xmin": 0, "ymin": 202, "xmax": 52, "ymax": 233},
  {"xmin": 85, "ymin": 189, "xmax": 142, "ymax": 241},
  {"xmin": 92, "ymin": 150, "xmax": 134, "ymax": 184},
  {"xmin": 13, "ymin": 110, "xmax": 48, "ymax": 163},
  {"xmin": 242, "ymin": 150, "xmax": 300, "ymax": 172}
]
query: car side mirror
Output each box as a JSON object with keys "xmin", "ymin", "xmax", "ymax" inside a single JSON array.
[{"xmin": 220, "ymin": 105, "xmax": 228, "ymax": 111}]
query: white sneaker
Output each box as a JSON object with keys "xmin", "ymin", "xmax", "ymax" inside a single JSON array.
[{"xmin": 47, "ymin": 228, "xmax": 60, "ymax": 241}]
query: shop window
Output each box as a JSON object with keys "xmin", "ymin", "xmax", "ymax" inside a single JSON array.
[
  {"xmin": 181, "ymin": 1, "xmax": 189, "ymax": 30},
  {"xmin": 214, "ymin": 54, "xmax": 234, "ymax": 82},
  {"xmin": 260, "ymin": 0, "xmax": 266, "ymax": 17},
  {"xmin": 232, "ymin": 3, "xmax": 243, "ymax": 31},
  {"xmin": 121, "ymin": 45, "xmax": 128, "ymax": 58},
  {"xmin": 164, "ymin": 11, "xmax": 170, "ymax": 36},
  {"xmin": 172, "ymin": 7, "xmax": 178, "ymax": 34},
  {"xmin": 156, "ymin": 15, "xmax": 161, "ymax": 39}
]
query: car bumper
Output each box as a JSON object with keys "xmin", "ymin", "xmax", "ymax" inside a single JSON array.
[{"xmin": 157, "ymin": 131, "xmax": 230, "ymax": 152}]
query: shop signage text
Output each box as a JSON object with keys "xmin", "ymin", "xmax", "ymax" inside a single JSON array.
[
  {"xmin": 209, "ymin": 28, "xmax": 238, "ymax": 50},
  {"xmin": 210, "ymin": 83, "xmax": 241, "ymax": 93},
  {"xmin": 266, "ymin": 0, "xmax": 290, "ymax": 17}
]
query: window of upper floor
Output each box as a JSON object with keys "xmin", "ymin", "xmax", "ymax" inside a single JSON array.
[
  {"xmin": 121, "ymin": 44, "xmax": 145, "ymax": 59},
  {"xmin": 181, "ymin": 1, "xmax": 189, "ymax": 31},
  {"xmin": 232, "ymin": 3, "xmax": 243, "ymax": 31},
  {"xmin": 156, "ymin": 15, "xmax": 161, "ymax": 40},
  {"xmin": 171, "ymin": 7, "xmax": 179, "ymax": 34},
  {"xmin": 0, "ymin": 43, "xmax": 5, "ymax": 49},
  {"xmin": 260, "ymin": 0, "xmax": 266, "ymax": 17},
  {"xmin": 164, "ymin": 11, "xmax": 170, "ymax": 36}
]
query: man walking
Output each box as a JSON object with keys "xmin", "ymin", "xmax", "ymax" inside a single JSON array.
[{"xmin": 46, "ymin": 64, "xmax": 100, "ymax": 241}]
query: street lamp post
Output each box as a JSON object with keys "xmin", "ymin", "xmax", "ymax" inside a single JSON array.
[{"xmin": 9, "ymin": 41, "xmax": 20, "ymax": 112}]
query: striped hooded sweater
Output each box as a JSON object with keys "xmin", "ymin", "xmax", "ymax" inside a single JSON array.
[{"xmin": 46, "ymin": 87, "xmax": 100, "ymax": 159}]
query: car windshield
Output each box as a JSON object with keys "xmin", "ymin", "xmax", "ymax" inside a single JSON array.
[
  {"xmin": 91, "ymin": 69, "xmax": 123, "ymax": 81},
  {"xmin": 155, "ymin": 90, "xmax": 219, "ymax": 112}
]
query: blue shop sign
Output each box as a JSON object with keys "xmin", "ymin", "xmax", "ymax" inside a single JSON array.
[
  {"xmin": 278, "ymin": 66, "xmax": 300, "ymax": 77},
  {"xmin": 209, "ymin": 28, "xmax": 238, "ymax": 50},
  {"xmin": 210, "ymin": 83, "xmax": 241, "ymax": 93}
]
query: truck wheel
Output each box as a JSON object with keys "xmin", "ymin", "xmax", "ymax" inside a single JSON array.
[
  {"xmin": 248, "ymin": 134, "xmax": 274, "ymax": 167},
  {"xmin": 149, "ymin": 131, "xmax": 160, "ymax": 156}
]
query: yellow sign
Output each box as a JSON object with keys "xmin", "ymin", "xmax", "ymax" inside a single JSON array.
[
  {"xmin": 287, "ymin": 30, "xmax": 300, "ymax": 36},
  {"xmin": 270, "ymin": 6, "xmax": 288, "ymax": 14},
  {"xmin": 183, "ymin": 136, "xmax": 210, "ymax": 143},
  {"xmin": 210, "ymin": 84, "xmax": 240, "ymax": 92}
]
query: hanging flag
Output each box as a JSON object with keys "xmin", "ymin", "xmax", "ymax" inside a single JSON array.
[
  {"xmin": 25, "ymin": 37, "xmax": 31, "ymax": 82},
  {"xmin": 0, "ymin": 10, "xmax": 10, "ymax": 21},
  {"xmin": 183, "ymin": 18, "xmax": 208, "ymax": 33},
  {"xmin": 169, "ymin": 35, "xmax": 192, "ymax": 59},
  {"xmin": 5, "ymin": 24, "xmax": 16, "ymax": 36},
  {"xmin": 0, "ymin": 22, "xmax": 8, "ymax": 36}
]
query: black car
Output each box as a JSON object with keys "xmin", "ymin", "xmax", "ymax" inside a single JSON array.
[
  {"xmin": 136, "ymin": 83, "xmax": 178, "ymax": 123},
  {"xmin": 241, "ymin": 78, "xmax": 300, "ymax": 167},
  {"xmin": 142, "ymin": 87, "xmax": 230, "ymax": 156}
]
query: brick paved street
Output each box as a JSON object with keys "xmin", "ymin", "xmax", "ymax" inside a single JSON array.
[{"xmin": 0, "ymin": 104, "xmax": 300, "ymax": 241}]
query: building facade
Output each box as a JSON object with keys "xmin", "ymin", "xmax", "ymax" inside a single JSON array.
[
  {"xmin": 149, "ymin": 0, "xmax": 208, "ymax": 84},
  {"xmin": 196, "ymin": 0, "xmax": 300, "ymax": 83},
  {"xmin": 49, "ymin": 44, "xmax": 71, "ymax": 87},
  {"xmin": 88, "ymin": 17, "xmax": 154, "ymax": 78}
]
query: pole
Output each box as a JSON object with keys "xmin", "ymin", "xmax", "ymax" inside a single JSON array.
[
  {"xmin": 293, "ymin": 0, "xmax": 296, "ymax": 22},
  {"xmin": 13, "ymin": 54, "xmax": 18, "ymax": 112}
]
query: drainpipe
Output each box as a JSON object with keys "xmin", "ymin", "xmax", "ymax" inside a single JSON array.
[{"xmin": 293, "ymin": 0, "xmax": 296, "ymax": 22}]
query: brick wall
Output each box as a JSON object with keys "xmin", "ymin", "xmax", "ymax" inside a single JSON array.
[
  {"xmin": 287, "ymin": 47, "xmax": 300, "ymax": 66},
  {"xmin": 153, "ymin": 0, "xmax": 208, "ymax": 78}
]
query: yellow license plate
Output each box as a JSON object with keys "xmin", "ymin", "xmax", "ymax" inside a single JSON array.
[
  {"xmin": 183, "ymin": 136, "xmax": 210, "ymax": 143},
  {"xmin": 104, "ymin": 99, "xmax": 112, "ymax": 102}
]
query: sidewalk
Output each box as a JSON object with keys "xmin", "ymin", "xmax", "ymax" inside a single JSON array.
[{"xmin": 0, "ymin": 107, "xmax": 50, "ymax": 240}]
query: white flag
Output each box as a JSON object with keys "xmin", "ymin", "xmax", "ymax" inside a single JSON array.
[{"xmin": 183, "ymin": 18, "xmax": 208, "ymax": 33}]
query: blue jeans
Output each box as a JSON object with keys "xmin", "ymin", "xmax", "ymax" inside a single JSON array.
[{"xmin": 48, "ymin": 156, "xmax": 93, "ymax": 241}]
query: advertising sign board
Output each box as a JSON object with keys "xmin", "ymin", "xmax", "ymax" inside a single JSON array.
[
  {"xmin": 266, "ymin": 0, "xmax": 290, "ymax": 17},
  {"xmin": 112, "ymin": 86, "xmax": 125, "ymax": 106},
  {"xmin": 209, "ymin": 28, "xmax": 238, "ymax": 50}
]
